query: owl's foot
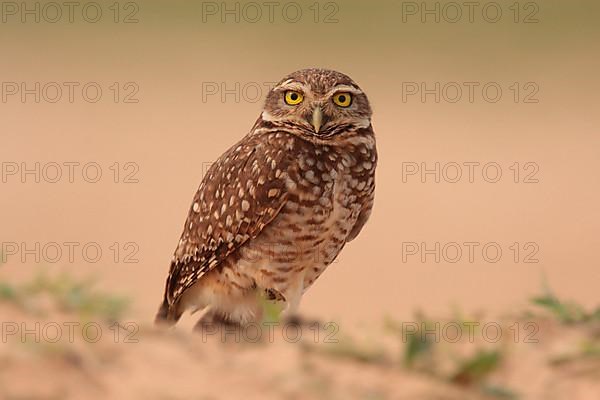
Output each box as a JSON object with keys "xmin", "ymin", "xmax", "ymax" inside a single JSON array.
[
  {"xmin": 264, "ymin": 288, "xmax": 286, "ymax": 302},
  {"xmin": 283, "ymin": 314, "xmax": 323, "ymax": 329}
]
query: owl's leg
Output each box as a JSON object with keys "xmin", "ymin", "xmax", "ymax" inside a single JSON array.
[
  {"xmin": 279, "ymin": 272, "xmax": 325, "ymax": 328},
  {"xmin": 279, "ymin": 273, "xmax": 306, "ymax": 322},
  {"xmin": 287, "ymin": 273, "xmax": 306, "ymax": 312}
]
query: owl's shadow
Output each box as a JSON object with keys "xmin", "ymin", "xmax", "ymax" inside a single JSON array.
[{"xmin": 192, "ymin": 309, "xmax": 325, "ymax": 344}]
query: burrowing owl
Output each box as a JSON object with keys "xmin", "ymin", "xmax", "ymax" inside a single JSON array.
[{"xmin": 156, "ymin": 68, "xmax": 377, "ymax": 327}]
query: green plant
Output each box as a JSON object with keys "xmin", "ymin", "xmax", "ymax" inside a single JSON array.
[
  {"xmin": 0, "ymin": 271, "xmax": 129, "ymax": 321},
  {"xmin": 450, "ymin": 349, "xmax": 502, "ymax": 386},
  {"xmin": 385, "ymin": 314, "xmax": 436, "ymax": 369},
  {"xmin": 531, "ymin": 279, "xmax": 594, "ymax": 324}
]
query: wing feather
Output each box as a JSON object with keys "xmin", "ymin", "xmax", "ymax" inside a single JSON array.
[{"xmin": 164, "ymin": 133, "xmax": 292, "ymax": 307}]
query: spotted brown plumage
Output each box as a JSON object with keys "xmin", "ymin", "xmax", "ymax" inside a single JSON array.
[{"xmin": 156, "ymin": 68, "xmax": 377, "ymax": 326}]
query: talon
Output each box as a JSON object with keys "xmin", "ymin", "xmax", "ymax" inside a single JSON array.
[{"xmin": 265, "ymin": 288, "xmax": 286, "ymax": 302}]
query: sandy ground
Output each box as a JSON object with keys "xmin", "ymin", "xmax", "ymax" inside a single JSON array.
[{"xmin": 1, "ymin": 276, "xmax": 599, "ymax": 400}]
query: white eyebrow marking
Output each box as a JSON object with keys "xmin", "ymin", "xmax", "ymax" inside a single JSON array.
[
  {"xmin": 276, "ymin": 82, "xmax": 309, "ymax": 92},
  {"xmin": 327, "ymin": 85, "xmax": 363, "ymax": 95}
]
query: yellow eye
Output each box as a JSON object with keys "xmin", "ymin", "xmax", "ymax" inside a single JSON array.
[
  {"xmin": 284, "ymin": 91, "xmax": 304, "ymax": 105},
  {"xmin": 333, "ymin": 92, "xmax": 352, "ymax": 107}
]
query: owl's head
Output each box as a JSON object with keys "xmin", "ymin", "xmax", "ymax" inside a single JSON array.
[{"xmin": 261, "ymin": 68, "xmax": 372, "ymax": 140}]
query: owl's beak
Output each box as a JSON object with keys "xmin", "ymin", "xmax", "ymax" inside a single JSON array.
[{"xmin": 311, "ymin": 106, "xmax": 323, "ymax": 133}]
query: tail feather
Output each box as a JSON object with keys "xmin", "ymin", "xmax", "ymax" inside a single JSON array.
[
  {"xmin": 155, "ymin": 272, "xmax": 183, "ymax": 327},
  {"xmin": 154, "ymin": 297, "xmax": 182, "ymax": 327}
]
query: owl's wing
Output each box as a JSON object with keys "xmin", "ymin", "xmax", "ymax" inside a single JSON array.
[
  {"xmin": 163, "ymin": 135, "xmax": 292, "ymax": 311},
  {"xmin": 346, "ymin": 189, "xmax": 374, "ymax": 242},
  {"xmin": 346, "ymin": 141, "xmax": 377, "ymax": 243}
]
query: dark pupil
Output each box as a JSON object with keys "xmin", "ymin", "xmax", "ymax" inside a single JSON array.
[
  {"xmin": 290, "ymin": 93, "xmax": 298, "ymax": 100},
  {"xmin": 338, "ymin": 95, "xmax": 346, "ymax": 102}
]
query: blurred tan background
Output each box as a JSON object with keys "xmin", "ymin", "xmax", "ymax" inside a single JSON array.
[{"xmin": 1, "ymin": 0, "xmax": 598, "ymax": 329}]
